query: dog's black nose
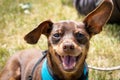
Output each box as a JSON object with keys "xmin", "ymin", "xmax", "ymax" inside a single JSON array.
[{"xmin": 63, "ymin": 43, "xmax": 75, "ymax": 52}]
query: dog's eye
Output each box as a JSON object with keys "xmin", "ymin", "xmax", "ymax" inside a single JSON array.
[
  {"xmin": 53, "ymin": 33, "xmax": 60, "ymax": 38},
  {"xmin": 75, "ymin": 32, "xmax": 88, "ymax": 44},
  {"xmin": 52, "ymin": 33, "xmax": 61, "ymax": 44},
  {"xmin": 76, "ymin": 32, "xmax": 84, "ymax": 38}
]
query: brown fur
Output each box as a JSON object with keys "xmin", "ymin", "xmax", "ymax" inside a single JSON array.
[{"xmin": 0, "ymin": 0, "xmax": 113, "ymax": 80}]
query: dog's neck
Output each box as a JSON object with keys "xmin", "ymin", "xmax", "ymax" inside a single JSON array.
[{"xmin": 46, "ymin": 52, "xmax": 88, "ymax": 80}]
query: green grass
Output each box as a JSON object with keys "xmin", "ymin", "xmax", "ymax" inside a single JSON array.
[{"xmin": 0, "ymin": 0, "xmax": 120, "ymax": 79}]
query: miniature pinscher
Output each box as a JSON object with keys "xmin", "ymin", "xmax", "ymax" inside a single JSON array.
[{"xmin": 0, "ymin": 0, "xmax": 113, "ymax": 80}]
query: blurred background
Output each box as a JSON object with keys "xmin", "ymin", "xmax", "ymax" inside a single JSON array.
[{"xmin": 0, "ymin": 0, "xmax": 120, "ymax": 79}]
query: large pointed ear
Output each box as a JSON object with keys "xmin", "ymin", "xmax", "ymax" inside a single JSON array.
[
  {"xmin": 24, "ymin": 20, "xmax": 53, "ymax": 44},
  {"xmin": 83, "ymin": 0, "xmax": 113, "ymax": 36}
]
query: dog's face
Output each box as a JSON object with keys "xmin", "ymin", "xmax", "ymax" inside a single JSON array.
[
  {"xmin": 24, "ymin": 0, "xmax": 113, "ymax": 79},
  {"xmin": 48, "ymin": 21, "xmax": 89, "ymax": 72}
]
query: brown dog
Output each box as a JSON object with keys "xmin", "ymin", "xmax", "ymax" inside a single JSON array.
[{"xmin": 0, "ymin": 0, "xmax": 113, "ymax": 80}]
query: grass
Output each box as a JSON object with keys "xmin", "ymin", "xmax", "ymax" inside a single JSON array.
[{"xmin": 0, "ymin": 0, "xmax": 120, "ymax": 79}]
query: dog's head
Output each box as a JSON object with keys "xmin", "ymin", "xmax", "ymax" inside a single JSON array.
[{"xmin": 24, "ymin": 0, "xmax": 113, "ymax": 79}]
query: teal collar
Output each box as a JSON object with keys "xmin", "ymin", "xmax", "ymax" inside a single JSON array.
[
  {"xmin": 41, "ymin": 59, "xmax": 53, "ymax": 80},
  {"xmin": 41, "ymin": 59, "xmax": 88, "ymax": 80}
]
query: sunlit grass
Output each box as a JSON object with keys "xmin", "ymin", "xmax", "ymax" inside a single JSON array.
[{"xmin": 0, "ymin": 0, "xmax": 120, "ymax": 79}]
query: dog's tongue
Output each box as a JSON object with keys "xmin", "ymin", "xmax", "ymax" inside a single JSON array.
[{"xmin": 61, "ymin": 55, "xmax": 76, "ymax": 70}]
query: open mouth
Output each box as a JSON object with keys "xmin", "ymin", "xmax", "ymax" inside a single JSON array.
[{"xmin": 56, "ymin": 53, "xmax": 82, "ymax": 71}]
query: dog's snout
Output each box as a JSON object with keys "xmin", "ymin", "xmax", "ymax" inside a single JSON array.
[{"xmin": 63, "ymin": 43, "xmax": 75, "ymax": 52}]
